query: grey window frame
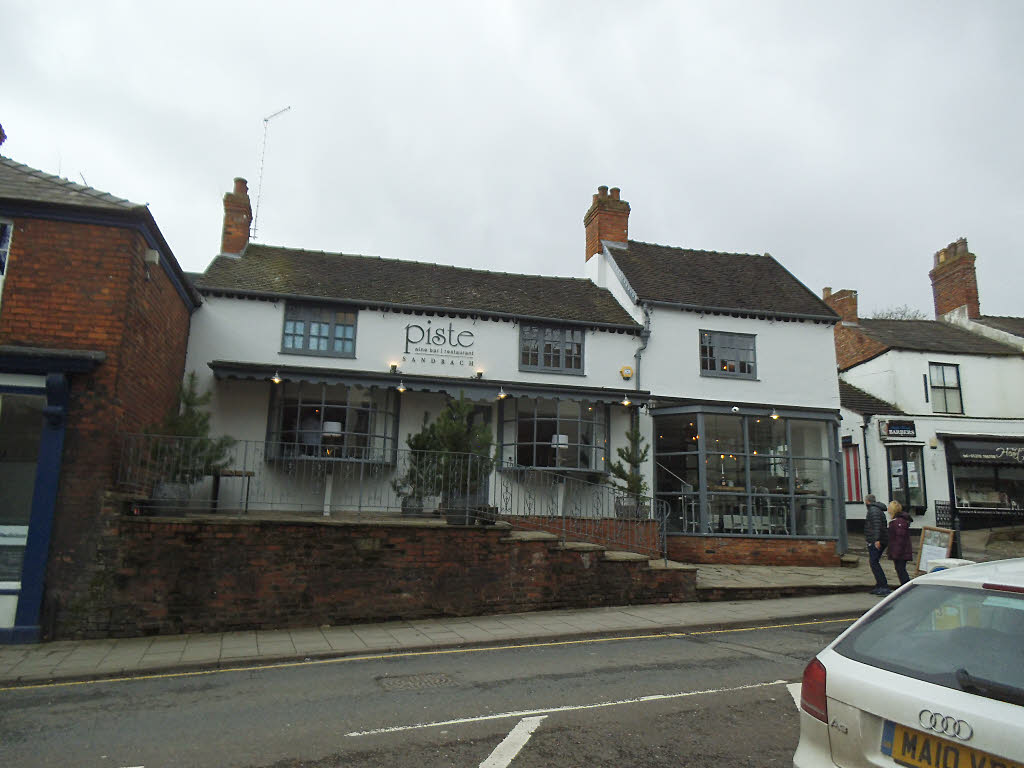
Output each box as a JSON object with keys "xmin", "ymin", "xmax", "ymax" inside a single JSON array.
[
  {"xmin": 699, "ymin": 330, "xmax": 757, "ymax": 380},
  {"xmin": 929, "ymin": 362, "xmax": 963, "ymax": 414},
  {"xmin": 280, "ymin": 303, "xmax": 358, "ymax": 358},
  {"xmin": 518, "ymin": 324, "xmax": 585, "ymax": 375},
  {"xmin": 498, "ymin": 397, "xmax": 608, "ymax": 472}
]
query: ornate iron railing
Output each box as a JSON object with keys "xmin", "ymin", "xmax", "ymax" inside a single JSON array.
[{"xmin": 116, "ymin": 434, "xmax": 670, "ymax": 558}]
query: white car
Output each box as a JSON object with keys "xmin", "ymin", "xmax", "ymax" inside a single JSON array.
[{"xmin": 794, "ymin": 558, "xmax": 1024, "ymax": 768}]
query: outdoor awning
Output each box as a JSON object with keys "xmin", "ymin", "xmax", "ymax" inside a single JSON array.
[
  {"xmin": 944, "ymin": 437, "xmax": 1024, "ymax": 465},
  {"xmin": 208, "ymin": 360, "xmax": 649, "ymax": 406}
]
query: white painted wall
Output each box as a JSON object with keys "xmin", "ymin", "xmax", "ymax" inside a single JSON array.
[
  {"xmin": 641, "ymin": 308, "xmax": 840, "ymax": 409},
  {"xmin": 839, "ymin": 404, "xmax": 1024, "ymax": 527},
  {"xmin": 841, "ymin": 350, "xmax": 1024, "ymax": 418}
]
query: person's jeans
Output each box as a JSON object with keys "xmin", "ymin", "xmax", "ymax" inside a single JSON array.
[
  {"xmin": 894, "ymin": 559, "xmax": 910, "ymax": 585},
  {"xmin": 868, "ymin": 544, "xmax": 888, "ymax": 589}
]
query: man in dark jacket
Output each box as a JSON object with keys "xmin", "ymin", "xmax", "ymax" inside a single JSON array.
[{"xmin": 864, "ymin": 494, "xmax": 890, "ymax": 595}]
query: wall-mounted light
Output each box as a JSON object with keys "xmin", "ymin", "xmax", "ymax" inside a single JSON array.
[
  {"xmin": 497, "ymin": 387, "xmax": 507, "ymax": 400},
  {"xmin": 621, "ymin": 395, "xmax": 632, "ymax": 406},
  {"xmin": 770, "ymin": 408, "xmax": 779, "ymax": 420},
  {"xmin": 270, "ymin": 371, "xmax": 282, "ymax": 384},
  {"xmin": 389, "ymin": 363, "xmax": 399, "ymax": 374},
  {"xmin": 475, "ymin": 370, "xmax": 483, "ymax": 379},
  {"xmin": 397, "ymin": 380, "xmax": 406, "ymax": 393}
]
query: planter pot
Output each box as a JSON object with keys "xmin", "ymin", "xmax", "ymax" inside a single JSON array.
[
  {"xmin": 151, "ymin": 481, "xmax": 191, "ymax": 513},
  {"xmin": 444, "ymin": 506, "xmax": 475, "ymax": 526},
  {"xmin": 401, "ymin": 497, "xmax": 424, "ymax": 517}
]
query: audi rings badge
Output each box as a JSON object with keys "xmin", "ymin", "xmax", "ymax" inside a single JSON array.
[{"xmin": 919, "ymin": 710, "xmax": 974, "ymax": 741}]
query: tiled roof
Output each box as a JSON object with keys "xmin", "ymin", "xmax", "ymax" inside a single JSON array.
[
  {"xmin": 856, "ymin": 319, "xmax": 1021, "ymax": 356},
  {"xmin": 0, "ymin": 155, "xmax": 141, "ymax": 212},
  {"xmin": 976, "ymin": 315, "xmax": 1024, "ymax": 338},
  {"xmin": 196, "ymin": 244, "xmax": 641, "ymax": 328},
  {"xmin": 608, "ymin": 240, "xmax": 838, "ymax": 320},
  {"xmin": 838, "ymin": 380, "xmax": 902, "ymax": 417}
]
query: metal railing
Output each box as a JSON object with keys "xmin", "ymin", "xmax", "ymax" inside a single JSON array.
[{"xmin": 116, "ymin": 434, "xmax": 670, "ymax": 558}]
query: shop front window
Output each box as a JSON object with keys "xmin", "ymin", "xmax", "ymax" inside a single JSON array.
[
  {"xmin": 0, "ymin": 393, "xmax": 45, "ymax": 605},
  {"xmin": 953, "ymin": 465, "xmax": 1023, "ymax": 510},
  {"xmin": 654, "ymin": 412, "xmax": 837, "ymax": 537},
  {"xmin": 887, "ymin": 445, "xmax": 926, "ymax": 513},
  {"xmin": 268, "ymin": 382, "xmax": 398, "ymax": 462},
  {"xmin": 500, "ymin": 397, "xmax": 606, "ymax": 471}
]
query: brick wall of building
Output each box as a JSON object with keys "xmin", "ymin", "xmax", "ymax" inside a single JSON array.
[
  {"xmin": 57, "ymin": 499, "xmax": 696, "ymax": 638},
  {"xmin": 668, "ymin": 535, "xmax": 840, "ymax": 566},
  {"xmin": 0, "ymin": 216, "xmax": 192, "ymax": 637},
  {"xmin": 832, "ymin": 323, "xmax": 889, "ymax": 371}
]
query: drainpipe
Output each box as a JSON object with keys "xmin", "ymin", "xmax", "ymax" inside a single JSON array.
[
  {"xmin": 861, "ymin": 415, "xmax": 871, "ymax": 496},
  {"xmin": 634, "ymin": 302, "xmax": 651, "ymax": 394}
]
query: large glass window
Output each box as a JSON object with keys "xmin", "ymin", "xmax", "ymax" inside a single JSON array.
[
  {"xmin": 887, "ymin": 444, "xmax": 926, "ymax": 513},
  {"xmin": 281, "ymin": 304, "xmax": 357, "ymax": 358},
  {"xmin": 268, "ymin": 382, "xmax": 397, "ymax": 462},
  {"xmin": 519, "ymin": 325, "xmax": 584, "ymax": 374},
  {"xmin": 500, "ymin": 397, "xmax": 606, "ymax": 470},
  {"xmin": 700, "ymin": 330, "xmax": 756, "ymax": 379},
  {"xmin": 0, "ymin": 392, "xmax": 45, "ymax": 590},
  {"xmin": 654, "ymin": 412, "xmax": 837, "ymax": 537},
  {"xmin": 954, "ymin": 465, "xmax": 1023, "ymax": 510},
  {"xmin": 929, "ymin": 362, "xmax": 963, "ymax": 414}
]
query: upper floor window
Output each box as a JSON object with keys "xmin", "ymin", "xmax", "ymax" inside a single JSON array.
[
  {"xmin": 0, "ymin": 219, "xmax": 12, "ymax": 307},
  {"xmin": 519, "ymin": 324, "xmax": 584, "ymax": 374},
  {"xmin": 700, "ymin": 330, "xmax": 756, "ymax": 379},
  {"xmin": 281, "ymin": 303, "xmax": 357, "ymax": 358},
  {"xmin": 929, "ymin": 362, "xmax": 963, "ymax": 414}
]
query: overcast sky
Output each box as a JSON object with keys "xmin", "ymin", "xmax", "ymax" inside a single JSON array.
[{"xmin": 4, "ymin": 1, "xmax": 1022, "ymax": 317}]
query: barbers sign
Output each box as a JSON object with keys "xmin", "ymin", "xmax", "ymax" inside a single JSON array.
[
  {"xmin": 879, "ymin": 420, "xmax": 916, "ymax": 439},
  {"xmin": 401, "ymin": 320, "xmax": 476, "ymax": 368}
]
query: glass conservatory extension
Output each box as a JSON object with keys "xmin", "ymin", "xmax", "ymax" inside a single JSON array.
[{"xmin": 653, "ymin": 410, "xmax": 841, "ymax": 537}]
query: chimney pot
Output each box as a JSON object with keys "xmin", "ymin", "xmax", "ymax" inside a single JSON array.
[
  {"xmin": 930, "ymin": 237, "xmax": 980, "ymax": 319},
  {"xmin": 221, "ymin": 176, "xmax": 253, "ymax": 255},
  {"xmin": 822, "ymin": 287, "xmax": 832, "ymax": 300},
  {"xmin": 583, "ymin": 185, "xmax": 630, "ymax": 261}
]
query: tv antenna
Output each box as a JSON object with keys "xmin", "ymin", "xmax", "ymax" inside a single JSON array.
[{"xmin": 252, "ymin": 105, "xmax": 291, "ymax": 239}]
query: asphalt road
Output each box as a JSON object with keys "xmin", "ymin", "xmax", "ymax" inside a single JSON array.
[{"xmin": 0, "ymin": 616, "xmax": 855, "ymax": 767}]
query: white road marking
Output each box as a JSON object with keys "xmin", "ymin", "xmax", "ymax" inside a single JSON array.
[
  {"xmin": 347, "ymin": 678, "xmax": 788, "ymax": 736},
  {"xmin": 787, "ymin": 682, "xmax": 801, "ymax": 709},
  {"xmin": 480, "ymin": 716, "xmax": 547, "ymax": 768}
]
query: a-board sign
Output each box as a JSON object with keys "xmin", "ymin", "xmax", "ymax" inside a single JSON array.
[{"xmin": 915, "ymin": 526, "xmax": 954, "ymax": 575}]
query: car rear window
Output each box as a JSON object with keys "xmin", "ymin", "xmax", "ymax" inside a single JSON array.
[{"xmin": 834, "ymin": 584, "xmax": 1024, "ymax": 701}]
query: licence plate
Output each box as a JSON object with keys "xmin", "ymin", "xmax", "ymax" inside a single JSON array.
[{"xmin": 881, "ymin": 721, "xmax": 1022, "ymax": 768}]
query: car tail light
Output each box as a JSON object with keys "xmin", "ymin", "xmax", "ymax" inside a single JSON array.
[{"xmin": 801, "ymin": 658, "xmax": 828, "ymax": 723}]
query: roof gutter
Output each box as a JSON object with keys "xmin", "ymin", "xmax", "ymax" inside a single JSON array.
[
  {"xmin": 643, "ymin": 298, "xmax": 838, "ymax": 324},
  {"xmin": 195, "ymin": 286, "xmax": 642, "ymax": 333}
]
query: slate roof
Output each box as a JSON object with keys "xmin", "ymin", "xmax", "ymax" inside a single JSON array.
[
  {"xmin": 976, "ymin": 315, "xmax": 1024, "ymax": 339},
  {"xmin": 838, "ymin": 380, "xmax": 902, "ymax": 417},
  {"xmin": 608, "ymin": 240, "xmax": 838, "ymax": 320},
  {"xmin": 855, "ymin": 319, "xmax": 1021, "ymax": 357},
  {"xmin": 196, "ymin": 244, "xmax": 641, "ymax": 328},
  {"xmin": 0, "ymin": 155, "xmax": 141, "ymax": 212}
]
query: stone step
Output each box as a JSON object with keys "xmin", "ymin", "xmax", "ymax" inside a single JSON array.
[
  {"xmin": 558, "ymin": 541, "xmax": 606, "ymax": 552},
  {"xmin": 840, "ymin": 553, "xmax": 860, "ymax": 568},
  {"xmin": 647, "ymin": 559, "xmax": 697, "ymax": 572},
  {"xmin": 500, "ymin": 530, "xmax": 560, "ymax": 542},
  {"xmin": 603, "ymin": 550, "xmax": 650, "ymax": 562}
]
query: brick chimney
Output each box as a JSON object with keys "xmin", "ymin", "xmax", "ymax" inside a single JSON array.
[
  {"xmin": 930, "ymin": 237, "xmax": 980, "ymax": 319},
  {"xmin": 221, "ymin": 177, "xmax": 252, "ymax": 255},
  {"xmin": 822, "ymin": 287, "xmax": 859, "ymax": 323},
  {"xmin": 583, "ymin": 185, "xmax": 630, "ymax": 261}
]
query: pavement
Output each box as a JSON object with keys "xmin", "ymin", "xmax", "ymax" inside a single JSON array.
[{"xmin": 2, "ymin": 526, "xmax": 1021, "ymax": 689}]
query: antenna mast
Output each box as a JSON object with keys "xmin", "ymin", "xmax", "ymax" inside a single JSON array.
[{"xmin": 252, "ymin": 105, "xmax": 291, "ymax": 239}]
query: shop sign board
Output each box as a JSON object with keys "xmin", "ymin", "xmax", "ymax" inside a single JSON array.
[
  {"xmin": 948, "ymin": 439, "xmax": 1024, "ymax": 465},
  {"xmin": 400, "ymin": 320, "xmax": 476, "ymax": 369},
  {"xmin": 879, "ymin": 419, "xmax": 916, "ymax": 439}
]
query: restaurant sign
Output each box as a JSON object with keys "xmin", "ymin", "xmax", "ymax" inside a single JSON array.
[
  {"xmin": 401, "ymin": 320, "xmax": 476, "ymax": 368},
  {"xmin": 879, "ymin": 420, "xmax": 916, "ymax": 439},
  {"xmin": 948, "ymin": 439, "xmax": 1024, "ymax": 465}
]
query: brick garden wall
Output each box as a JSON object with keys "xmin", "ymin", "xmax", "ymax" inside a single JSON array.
[
  {"xmin": 56, "ymin": 497, "xmax": 696, "ymax": 639},
  {"xmin": 668, "ymin": 535, "xmax": 840, "ymax": 566},
  {"xmin": 0, "ymin": 216, "xmax": 192, "ymax": 637}
]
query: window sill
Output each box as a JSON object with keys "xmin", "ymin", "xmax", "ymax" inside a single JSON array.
[
  {"xmin": 699, "ymin": 371, "xmax": 759, "ymax": 381},
  {"xmin": 279, "ymin": 349, "xmax": 357, "ymax": 360},
  {"xmin": 518, "ymin": 366, "xmax": 586, "ymax": 377}
]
